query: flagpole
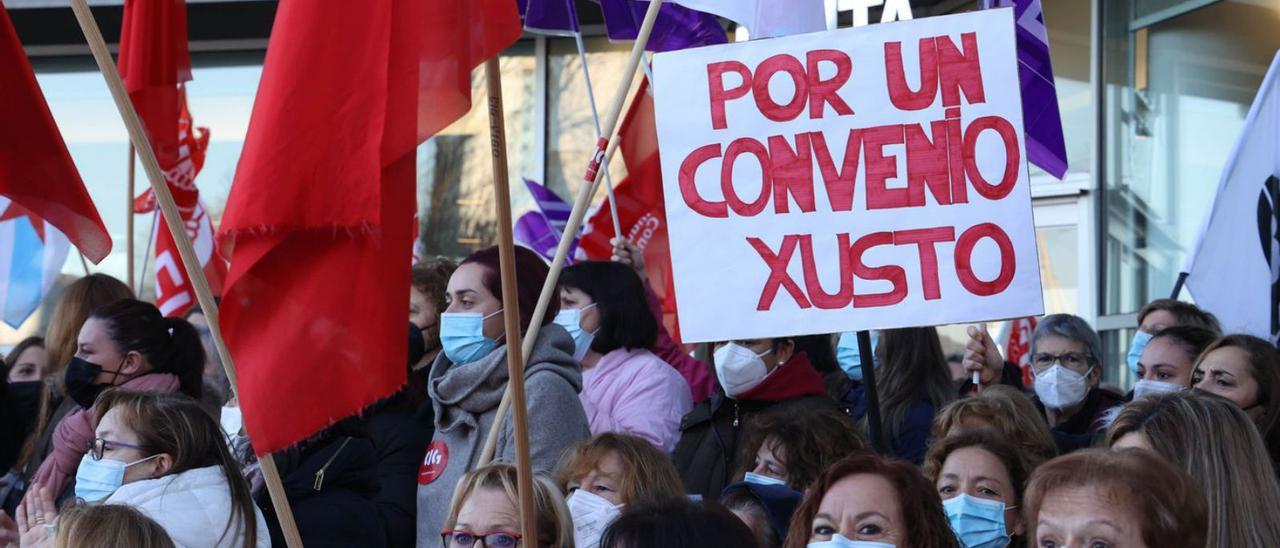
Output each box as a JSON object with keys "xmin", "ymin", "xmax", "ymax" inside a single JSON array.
[
  {"xmin": 77, "ymin": 252, "xmax": 90, "ymax": 275},
  {"xmin": 480, "ymin": 0, "xmax": 665, "ymax": 464},
  {"xmin": 569, "ymin": 24, "xmax": 623, "ymax": 239},
  {"xmin": 126, "ymin": 144, "xmax": 135, "ymax": 289},
  {"xmin": 482, "ymin": 56, "xmax": 540, "ymax": 548},
  {"xmin": 136, "ymin": 211, "xmax": 157, "ymax": 296},
  {"xmin": 67, "ymin": 3, "xmax": 305, "ymax": 547}
]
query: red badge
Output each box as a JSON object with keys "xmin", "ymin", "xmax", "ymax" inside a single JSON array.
[{"xmin": 418, "ymin": 440, "xmax": 448, "ymax": 485}]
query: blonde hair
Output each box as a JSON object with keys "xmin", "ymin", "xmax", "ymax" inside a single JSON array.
[
  {"xmin": 932, "ymin": 385, "xmax": 1057, "ymax": 465},
  {"xmin": 445, "ymin": 464, "xmax": 574, "ymax": 548},
  {"xmin": 555, "ymin": 433, "xmax": 685, "ymax": 504},
  {"xmin": 1106, "ymin": 391, "xmax": 1280, "ymax": 546},
  {"xmin": 54, "ymin": 504, "xmax": 175, "ymax": 548}
]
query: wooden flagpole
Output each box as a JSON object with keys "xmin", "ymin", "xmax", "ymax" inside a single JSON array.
[
  {"xmin": 126, "ymin": 144, "xmax": 135, "ymax": 289},
  {"xmin": 67, "ymin": 2, "xmax": 305, "ymax": 546},
  {"xmin": 479, "ymin": 0, "xmax": 665, "ymax": 465},
  {"xmin": 482, "ymin": 56, "xmax": 540, "ymax": 548}
]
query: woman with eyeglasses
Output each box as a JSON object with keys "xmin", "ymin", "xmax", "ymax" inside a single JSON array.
[
  {"xmin": 1022, "ymin": 314, "xmax": 1123, "ymax": 454},
  {"xmin": 440, "ymin": 464, "xmax": 573, "ymax": 548},
  {"xmin": 14, "ymin": 389, "xmax": 266, "ymax": 548},
  {"xmin": 23, "ymin": 299, "xmax": 206, "ymax": 507}
]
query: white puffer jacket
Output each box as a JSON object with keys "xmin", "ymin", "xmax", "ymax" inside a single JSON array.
[{"xmin": 106, "ymin": 465, "xmax": 270, "ymax": 548}]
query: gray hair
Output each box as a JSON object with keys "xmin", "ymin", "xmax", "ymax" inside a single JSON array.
[{"xmin": 1031, "ymin": 314, "xmax": 1103, "ymax": 368}]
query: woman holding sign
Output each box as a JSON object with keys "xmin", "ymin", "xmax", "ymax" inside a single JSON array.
[{"xmin": 556, "ymin": 261, "xmax": 693, "ymax": 453}]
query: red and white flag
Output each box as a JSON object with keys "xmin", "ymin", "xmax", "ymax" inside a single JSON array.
[
  {"xmin": 119, "ymin": 0, "xmax": 225, "ymax": 317},
  {"xmin": 1000, "ymin": 316, "xmax": 1038, "ymax": 386}
]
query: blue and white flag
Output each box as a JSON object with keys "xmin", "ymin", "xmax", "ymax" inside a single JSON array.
[{"xmin": 0, "ymin": 196, "xmax": 70, "ymax": 328}]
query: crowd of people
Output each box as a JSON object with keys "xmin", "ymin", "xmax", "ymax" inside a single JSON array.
[{"xmin": 0, "ymin": 238, "xmax": 1277, "ymax": 548}]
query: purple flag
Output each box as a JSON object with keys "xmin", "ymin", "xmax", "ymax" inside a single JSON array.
[
  {"xmin": 518, "ymin": 0, "xmax": 579, "ymax": 36},
  {"xmin": 518, "ymin": 179, "xmax": 578, "ymax": 262},
  {"xmin": 596, "ymin": 0, "xmax": 727, "ymax": 52},
  {"xmin": 979, "ymin": 0, "xmax": 1068, "ymax": 179}
]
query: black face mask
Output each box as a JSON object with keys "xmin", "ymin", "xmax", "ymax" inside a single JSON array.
[
  {"xmin": 64, "ymin": 357, "xmax": 127, "ymax": 409},
  {"xmin": 7, "ymin": 380, "xmax": 42, "ymax": 418}
]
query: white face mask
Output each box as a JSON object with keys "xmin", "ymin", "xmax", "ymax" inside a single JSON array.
[
  {"xmin": 807, "ymin": 534, "xmax": 895, "ymax": 548},
  {"xmin": 714, "ymin": 343, "xmax": 772, "ymax": 398},
  {"xmin": 1034, "ymin": 364, "xmax": 1092, "ymax": 409},
  {"xmin": 566, "ymin": 489, "xmax": 622, "ymax": 548},
  {"xmin": 1133, "ymin": 379, "xmax": 1184, "ymax": 399}
]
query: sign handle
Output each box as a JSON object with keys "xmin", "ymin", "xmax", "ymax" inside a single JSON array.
[{"xmin": 856, "ymin": 330, "xmax": 887, "ymax": 453}]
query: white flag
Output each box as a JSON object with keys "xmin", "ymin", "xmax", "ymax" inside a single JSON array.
[
  {"xmin": 671, "ymin": 0, "xmax": 826, "ymax": 39},
  {"xmin": 1184, "ymin": 52, "xmax": 1280, "ymax": 342}
]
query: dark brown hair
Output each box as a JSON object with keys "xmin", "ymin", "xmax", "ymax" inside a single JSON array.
[
  {"xmin": 600, "ymin": 497, "xmax": 759, "ymax": 548},
  {"xmin": 923, "ymin": 428, "xmax": 1035, "ymax": 508},
  {"xmin": 734, "ymin": 400, "xmax": 867, "ymax": 491},
  {"xmin": 555, "ymin": 432, "xmax": 685, "ymax": 505},
  {"xmin": 94, "ymin": 390, "xmax": 258, "ymax": 547},
  {"xmin": 1138, "ymin": 299, "xmax": 1221, "ymax": 334},
  {"xmin": 1024, "ymin": 449, "xmax": 1206, "ymax": 548},
  {"xmin": 876, "ymin": 327, "xmax": 955, "ymax": 441},
  {"xmin": 90, "ymin": 299, "xmax": 204, "ymax": 399},
  {"xmin": 1195, "ymin": 334, "xmax": 1280, "ymax": 457},
  {"xmin": 412, "ymin": 258, "xmax": 458, "ymax": 318},
  {"xmin": 784, "ymin": 451, "xmax": 959, "ymax": 548},
  {"xmin": 460, "ymin": 246, "xmax": 559, "ymax": 333},
  {"xmin": 44, "ymin": 273, "xmax": 133, "ymax": 379}
]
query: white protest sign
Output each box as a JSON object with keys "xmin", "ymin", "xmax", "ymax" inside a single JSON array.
[{"xmin": 652, "ymin": 9, "xmax": 1043, "ymax": 343}]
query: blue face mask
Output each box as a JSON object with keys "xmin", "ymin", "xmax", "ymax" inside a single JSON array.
[
  {"xmin": 743, "ymin": 471, "xmax": 788, "ymax": 487},
  {"xmin": 1127, "ymin": 330, "xmax": 1153, "ymax": 375},
  {"xmin": 440, "ymin": 309, "xmax": 503, "ymax": 366},
  {"xmin": 74, "ymin": 453, "xmax": 160, "ymax": 502},
  {"xmin": 943, "ymin": 494, "xmax": 1011, "ymax": 548},
  {"xmin": 807, "ymin": 534, "xmax": 895, "ymax": 548},
  {"xmin": 837, "ymin": 332, "xmax": 880, "ymax": 381},
  {"xmin": 553, "ymin": 303, "xmax": 597, "ymax": 360}
]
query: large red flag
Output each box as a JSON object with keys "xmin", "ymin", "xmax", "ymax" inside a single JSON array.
[
  {"xmin": 119, "ymin": 0, "xmax": 226, "ymax": 317},
  {"xmin": 0, "ymin": 2, "xmax": 111, "ymax": 262},
  {"xmin": 579, "ymin": 79, "xmax": 683, "ymax": 340},
  {"xmin": 218, "ymin": 0, "xmax": 521, "ymax": 453}
]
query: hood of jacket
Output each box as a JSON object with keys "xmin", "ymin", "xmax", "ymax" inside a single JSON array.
[
  {"xmin": 428, "ymin": 322, "xmax": 581, "ymax": 433},
  {"xmin": 107, "ymin": 465, "xmax": 269, "ymax": 548}
]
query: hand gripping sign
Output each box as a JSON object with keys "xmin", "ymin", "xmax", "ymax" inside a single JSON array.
[{"xmin": 653, "ymin": 9, "xmax": 1044, "ymax": 343}]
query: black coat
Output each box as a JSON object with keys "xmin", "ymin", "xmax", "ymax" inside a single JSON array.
[
  {"xmin": 367, "ymin": 403, "xmax": 433, "ymax": 548},
  {"xmin": 673, "ymin": 394, "xmax": 829, "ymax": 501},
  {"xmin": 257, "ymin": 436, "xmax": 387, "ymax": 548}
]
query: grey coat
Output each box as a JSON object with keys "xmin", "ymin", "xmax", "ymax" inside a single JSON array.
[{"xmin": 415, "ymin": 323, "xmax": 589, "ymax": 546}]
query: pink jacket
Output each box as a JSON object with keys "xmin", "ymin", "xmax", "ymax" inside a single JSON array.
[{"xmin": 580, "ymin": 348, "xmax": 693, "ymax": 453}]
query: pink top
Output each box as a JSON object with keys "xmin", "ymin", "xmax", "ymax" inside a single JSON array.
[
  {"xmin": 645, "ymin": 284, "xmax": 715, "ymax": 404},
  {"xmin": 580, "ymin": 348, "xmax": 693, "ymax": 453}
]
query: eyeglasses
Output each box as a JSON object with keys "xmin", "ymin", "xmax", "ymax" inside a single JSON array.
[
  {"xmin": 1031, "ymin": 352, "xmax": 1094, "ymax": 374},
  {"xmin": 440, "ymin": 530, "xmax": 522, "ymax": 548},
  {"xmin": 86, "ymin": 438, "xmax": 145, "ymax": 461}
]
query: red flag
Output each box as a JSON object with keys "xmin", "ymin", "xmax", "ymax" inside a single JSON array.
[
  {"xmin": 218, "ymin": 0, "xmax": 520, "ymax": 453},
  {"xmin": 579, "ymin": 78, "xmax": 683, "ymax": 341},
  {"xmin": 0, "ymin": 3, "xmax": 111, "ymax": 262},
  {"xmin": 1001, "ymin": 316, "xmax": 1039, "ymax": 386},
  {"xmin": 118, "ymin": 0, "xmax": 226, "ymax": 317}
]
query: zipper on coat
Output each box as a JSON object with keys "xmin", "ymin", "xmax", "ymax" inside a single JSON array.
[
  {"xmin": 732, "ymin": 401, "xmax": 741, "ymax": 428},
  {"xmin": 314, "ymin": 436, "xmax": 353, "ymax": 492}
]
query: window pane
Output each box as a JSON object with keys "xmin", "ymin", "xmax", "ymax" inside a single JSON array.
[{"xmin": 1102, "ymin": 0, "xmax": 1280, "ymax": 314}]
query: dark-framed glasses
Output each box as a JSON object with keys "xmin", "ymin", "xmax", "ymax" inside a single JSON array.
[
  {"xmin": 440, "ymin": 530, "xmax": 522, "ymax": 548},
  {"xmin": 86, "ymin": 437, "xmax": 145, "ymax": 461}
]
